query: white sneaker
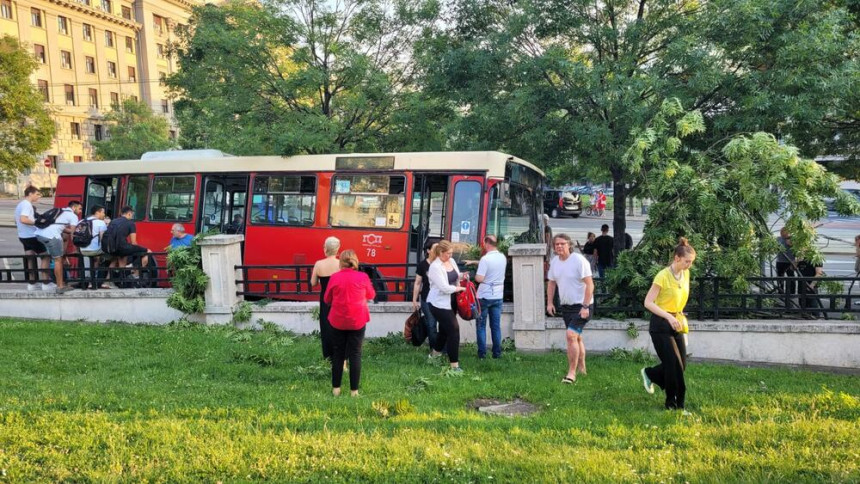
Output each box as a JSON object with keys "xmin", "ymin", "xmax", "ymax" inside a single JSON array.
[
  {"xmin": 27, "ymin": 283, "xmax": 42, "ymax": 291},
  {"xmin": 42, "ymin": 282, "xmax": 58, "ymax": 292},
  {"xmin": 641, "ymin": 368, "xmax": 655, "ymax": 394}
]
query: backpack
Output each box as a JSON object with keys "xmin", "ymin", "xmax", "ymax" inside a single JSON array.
[
  {"xmin": 404, "ymin": 309, "xmax": 427, "ymax": 346},
  {"xmin": 101, "ymin": 223, "xmax": 119, "ymax": 254},
  {"xmin": 72, "ymin": 219, "xmax": 94, "ymax": 248},
  {"xmin": 33, "ymin": 207, "xmax": 62, "ymax": 229},
  {"xmin": 456, "ymin": 279, "xmax": 481, "ymax": 320}
]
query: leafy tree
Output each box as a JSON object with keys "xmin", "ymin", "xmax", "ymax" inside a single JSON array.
[
  {"xmin": 418, "ymin": 0, "xmax": 860, "ymax": 253},
  {"xmin": 0, "ymin": 35, "xmax": 55, "ymax": 179},
  {"xmin": 92, "ymin": 98, "xmax": 176, "ymax": 160},
  {"xmin": 612, "ymin": 99, "xmax": 860, "ymax": 303},
  {"xmin": 165, "ymin": 0, "xmax": 442, "ymax": 155}
]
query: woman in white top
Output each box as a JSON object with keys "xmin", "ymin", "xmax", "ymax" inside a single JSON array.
[
  {"xmin": 311, "ymin": 236, "xmax": 341, "ymax": 360},
  {"xmin": 427, "ymin": 240, "xmax": 466, "ymax": 371}
]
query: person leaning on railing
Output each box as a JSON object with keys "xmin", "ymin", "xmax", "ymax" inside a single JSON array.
[{"xmin": 641, "ymin": 237, "xmax": 696, "ymax": 414}]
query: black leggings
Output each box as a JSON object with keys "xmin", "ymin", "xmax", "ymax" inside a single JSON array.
[
  {"xmin": 644, "ymin": 315, "xmax": 687, "ymax": 409},
  {"xmin": 430, "ymin": 304, "xmax": 460, "ymax": 364},
  {"xmin": 331, "ymin": 326, "xmax": 366, "ymax": 391}
]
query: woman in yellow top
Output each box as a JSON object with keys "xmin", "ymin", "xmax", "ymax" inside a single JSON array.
[{"xmin": 641, "ymin": 237, "xmax": 696, "ymax": 412}]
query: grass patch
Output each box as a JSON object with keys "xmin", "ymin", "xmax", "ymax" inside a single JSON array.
[{"xmin": 0, "ymin": 319, "xmax": 859, "ymax": 482}]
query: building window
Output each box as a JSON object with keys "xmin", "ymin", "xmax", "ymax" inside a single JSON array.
[
  {"xmin": 110, "ymin": 92, "xmax": 119, "ymax": 106},
  {"xmin": 80, "ymin": 0, "xmax": 90, "ymax": 6},
  {"xmin": 127, "ymin": 66, "xmax": 136, "ymax": 82},
  {"xmin": 153, "ymin": 14, "xmax": 163, "ymax": 34},
  {"xmin": 70, "ymin": 122, "xmax": 81, "ymax": 139},
  {"xmin": 48, "ymin": 155, "xmax": 58, "ymax": 169},
  {"xmin": 156, "ymin": 43, "xmax": 165, "ymax": 59},
  {"xmin": 161, "ymin": 99, "xmax": 169, "ymax": 114},
  {"xmin": 107, "ymin": 61, "xmax": 116, "ymax": 78},
  {"xmin": 30, "ymin": 8, "xmax": 41, "ymax": 27},
  {"xmin": 101, "ymin": 0, "xmax": 111, "ymax": 14},
  {"xmin": 125, "ymin": 36, "xmax": 134, "ymax": 53},
  {"xmin": 169, "ymin": 130, "xmax": 176, "ymax": 140},
  {"xmin": 130, "ymin": 95, "xmax": 138, "ymax": 102},
  {"xmin": 85, "ymin": 56, "xmax": 95, "ymax": 74},
  {"xmin": 105, "ymin": 30, "xmax": 114, "ymax": 47},
  {"xmin": 1, "ymin": 0, "xmax": 13, "ymax": 20},
  {"xmin": 34, "ymin": 44, "xmax": 46, "ymax": 64},
  {"xmin": 38, "ymin": 80, "xmax": 49, "ymax": 102},
  {"xmin": 60, "ymin": 50, "xmax": 72, "ymax": 69},
  {"xmin": 121, "ymin": 5, "xmax": 131, "ymax": 19},
  {"xmin": 89, "ymin": 88, "xmax": 98, "ymax": 108},
  {"xmin": 73, "ymin": 156, "xmax": 82, "ymax": 163},
  {"xmin": 64, "ymin": 84, "xmax": 75, "ymax": 106},
  {"xmin": 82, "ymin": 23, "xmax": 93, "ymax": 41},
  {"xmin": 57, "ymin": 15, "xmax": 69, "ymax": 35},
  {"xmin": 94, "ymin": 124, "xmax": 103, "ymax": 141}
]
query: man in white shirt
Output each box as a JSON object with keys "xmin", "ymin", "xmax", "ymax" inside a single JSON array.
[
  {"xmin": 475, "ymin": 235, "xmax": 507, "ymax": 359},
  {"xmin": 79, "ymin": 205, "xmax": 113, "ymax": 289},
  {"xmin": 546, "ymin": 233, "xmax": 594, "ymax": 384},
  {"xmin": 34, "ymin": 200, "xmax": 82, "ymax": 293},
  {"xmin": 15, "ymin": 186, "xmax": 50, "ymax": 291}
]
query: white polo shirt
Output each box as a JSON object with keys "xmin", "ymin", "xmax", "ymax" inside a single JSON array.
[
  {"xmin": 15, "ymin": 200, "xmax": 36, "ymax": 238},
  {"xmin": 476, "ymin": 250, "xmax": 506, "ymax": 300},
  {"xmin": 547, "ymin": 252, "xmax": 594, "ymax": 305}
]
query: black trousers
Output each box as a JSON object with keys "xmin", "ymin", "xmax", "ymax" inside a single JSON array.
[
  {"xmin": 645, "ymin": 315, "xmax": 687, "ymax": 409},
  {"xmin": 430, "ymin": 304, "xmax": 460, "ymax": 364},
  {"xmin": 331, "ymin": 326, "xmax": 366, "ymax": 391},
  {"xmin": 319, "ymin": 301, "xmax": 334, "ymax": 360},
  {"xmin": 776, "ymin": 262, "xmax": 795, "ymax": 294}
]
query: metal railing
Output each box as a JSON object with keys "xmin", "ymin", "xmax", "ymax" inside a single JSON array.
[
  {"xmin": 237, "ymin": 263, "xmax": 860, "ymax": 320},
  {"xmin": 590, "ymin": 275, "xmax": 860, "ymax": 320},
  {"xmin": 0, "ymin": 252, "xmax": 171, "ymax": 290},
  {"xmin": 236, "ymin": 262, "xmax": 418, "ymax": 301}
]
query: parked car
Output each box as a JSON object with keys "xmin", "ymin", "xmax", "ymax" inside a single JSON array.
[{"xmin": 543, "ymin": 189, "xmax": 582, "ymax": 218}]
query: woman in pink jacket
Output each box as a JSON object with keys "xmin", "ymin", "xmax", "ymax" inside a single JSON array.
[{"xmin": 323, "ymin": 249, "xmax": 376, "ymax": 397}]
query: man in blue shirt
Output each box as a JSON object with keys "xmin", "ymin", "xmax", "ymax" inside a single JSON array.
[{"xmin": 168, "ymin": 223, "xmax": 193, "ymax": 249}]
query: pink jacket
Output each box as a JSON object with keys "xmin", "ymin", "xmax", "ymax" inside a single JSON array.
[{"xmin": 323, "ymin": 268, "xmax": 376, "ymax": 330}]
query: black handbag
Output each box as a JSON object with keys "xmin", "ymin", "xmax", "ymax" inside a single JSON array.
[{"xmin": 404, "ymin": 309, "xmax": 427, "ymax": 346}]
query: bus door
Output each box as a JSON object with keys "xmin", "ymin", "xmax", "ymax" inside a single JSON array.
[
  {"xmin": 84, "ymin": 176, "xmax": 122, "ymax": 219},
  {"xmin": 448, "ymin": 175, "xmax": 483, "ymax": 248},
  {"xmin": 199, "ymin": 175, "xmax": 249, "ymax": 234},
  {"xmin": 409, "ymin": 174, "xmax": 450, "ymax": 266}
]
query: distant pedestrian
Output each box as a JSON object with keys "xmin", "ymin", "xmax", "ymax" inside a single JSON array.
[
  {"xmin": 475, "ymin": 235, "xmax": 506, "ymax": 359},
  {"xmin": 15, "ymin": 186, "xmax": 50, "ymax": 290},
  {"xmin": 546, "ymin": 233, "xmax": 594, "ymax": 384},
  {"xmin": 168, "ymin": 224, "xmax": 193, "ymax": 249},
  {"xmin": 576, "ymin": 232, "xmax": 597, "ymax": 273},
  {"xmin": 797, "ymin": 257, "xmax": 824, "ymax": 318},
  {"xmin": 35, "ymin": 200, "xmax": 82, "ymax": 293},
  {"xmin": 593, "ymin": 224, "xmax": 614, "ymax": 278},
  {"xmin": 776, "ymin": 227, "xmax": 796, "ymax": 294},
  {"xmin": 324, "ymin": 249, "xmax": 375, "ymax": 397},
  {"xmin": 427, "ymin": 240, "xmax": 466, "ymax": 372},
  {"xmin": 641, "ymin": 237, "xmax": 696, "ymax": 413},
  {"xmin": 412, "ymin": 240, "xmax": 439, "ymax": 348},
  {"xmin": 311, "ymin": 236, "xmax": 341, "ymax": 360}
]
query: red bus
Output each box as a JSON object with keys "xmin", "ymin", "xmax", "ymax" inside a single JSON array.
[{"xmin": 55, "ymin": 150, "xmax": 546, "ymax": 298}]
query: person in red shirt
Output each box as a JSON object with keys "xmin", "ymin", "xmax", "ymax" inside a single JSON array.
[{"xmin": 323, "ymin": 249, "xmax": 376, "ymax": 397}]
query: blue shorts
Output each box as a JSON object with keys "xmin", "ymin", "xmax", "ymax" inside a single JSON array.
[{"xmin": 560, "ymin": 304, "xmax": 592, "ymax": 334}]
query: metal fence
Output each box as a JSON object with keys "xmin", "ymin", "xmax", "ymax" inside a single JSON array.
[
  {"xmin": 237, "ymin": 263, "xmax": 860, "ymax": 320},
  {"xmin": 0, "ymin": 252, "xmax": 171, "ymax": 289}
]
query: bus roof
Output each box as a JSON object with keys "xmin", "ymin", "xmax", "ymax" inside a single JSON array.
[{"xmin": 57, "ymin": 151, "xmax": 544, "ymax": 179}]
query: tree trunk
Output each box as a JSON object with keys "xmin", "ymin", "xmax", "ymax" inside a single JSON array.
[{"xmin": 612, "ymin": 171, "xmax": 627, "ymax": 258}]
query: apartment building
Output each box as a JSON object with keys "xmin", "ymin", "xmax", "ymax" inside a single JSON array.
[{"xmin": 0, "ymin": 0, "xmax": 199, "ymax": 194}]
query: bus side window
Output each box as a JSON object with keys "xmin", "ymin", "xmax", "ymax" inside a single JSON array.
[
  {"xmin": 451, "ymin": 180, "xmax": 481, "ymax": 246},
  {"xmin": 127, "ymin": 175, "xmax": 150, "ymax": 221},
  {"xmin": 150, "ymin": 175, "xmax": 196, "ymax": 221},
  {"xmin": 251, "ymin": 175, "xmax": 316, "ymax": 226}
]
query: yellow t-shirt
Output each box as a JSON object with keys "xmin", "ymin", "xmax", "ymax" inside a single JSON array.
[{"xmin": 652, "ymin": 266, "xmax": 690, "ymax": 314}]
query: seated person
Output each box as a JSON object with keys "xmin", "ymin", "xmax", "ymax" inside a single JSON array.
[
  {"xmin": 169, "ymin": 223, "xmax": 193, "ymax": 248},
  {"xmin": 224, "ymin": 214, "xmax": 244, "ymax": 234},
  {"xmin": 103, "ymin": 205, "xmax": 152, "ymax": 273}
]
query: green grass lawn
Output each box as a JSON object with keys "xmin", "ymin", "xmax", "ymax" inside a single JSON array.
[{"xmin": 1, "ymin": 319, "xmax": 859, "ymax": 483}]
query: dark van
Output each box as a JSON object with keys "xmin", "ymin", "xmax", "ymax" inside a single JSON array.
[{"xmin": 543, "ymin": 189, "xmax": 582, "ymax": 218}]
